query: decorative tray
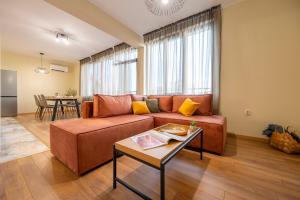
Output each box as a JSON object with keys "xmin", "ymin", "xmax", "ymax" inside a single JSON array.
[{"xmin": 155, "ymin": 123, "xmax": 189, "ymax": 136}]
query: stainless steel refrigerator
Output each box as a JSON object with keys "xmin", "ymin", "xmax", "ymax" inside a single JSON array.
[{"xmin": 1, "ymin": 69, "xmax": 17, "ymax": 117}]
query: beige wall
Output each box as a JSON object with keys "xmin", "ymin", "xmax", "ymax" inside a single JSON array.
[
  {"xmin": 220, "ymin": 0, "xmax": 300, "ymax": 137},
  {"xmin": 1, "ymin": 51, "xmax": 80, "ymax": 114}
]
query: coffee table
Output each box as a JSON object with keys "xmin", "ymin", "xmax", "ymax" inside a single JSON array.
[{"xmin": 112, "ymin": 123, "xmax": 204, "ymax": 200}]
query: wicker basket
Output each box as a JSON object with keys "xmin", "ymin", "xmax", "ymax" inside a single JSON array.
[{"xmin": 270, "ymin": 132, "xmax": 300, "ymax": 154}]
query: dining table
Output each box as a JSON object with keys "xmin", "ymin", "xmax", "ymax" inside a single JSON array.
[{"xmin": 46, "ymin": 96, "xmax": 81, "ymax": 121}]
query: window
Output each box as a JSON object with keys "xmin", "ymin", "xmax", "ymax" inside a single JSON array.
[
  {"xmin": 144, "ymin": 6, "xmax": 221, "ymax": 99},
  {"xmin": 80, "ymin": 46, "xmax": 137, "ymax": 96},
  {"xmin": 145, "ymin": 24, "xmax": 213, "ymax": 95},
  {"xmin": 183, "ymin": 26, "xmax": 213, "ymax": 94}
]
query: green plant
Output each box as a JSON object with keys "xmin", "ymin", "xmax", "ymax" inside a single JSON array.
[
  {"xmin": 65, "ymin": 88, "xmax": 77, "ymax": 96},
  {"xmin": 190, "ymin": 120, "xmax": 198, "ymax": 127}
]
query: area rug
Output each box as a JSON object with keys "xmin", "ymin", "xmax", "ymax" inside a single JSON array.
[{"xmin": 0, "ymin": 117, "xmax": 48, "ymax": 163}]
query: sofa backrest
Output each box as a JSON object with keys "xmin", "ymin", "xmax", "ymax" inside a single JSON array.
[
  {"xmin": 82, "ymin": 101, "xmax": 94, "ymax": 118},
  {"xmin": 131, "ymin": 94, "xmax": 147, "ymax": 101},
  {"xmin": 82, "ymin": 94, "xmax": 213, "ymax": 118}
]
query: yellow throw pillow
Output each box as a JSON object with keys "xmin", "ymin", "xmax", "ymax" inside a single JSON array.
[
  {"xmin": 178, "ymin": 98, "xmax": 200, "ymax": 117},
  {"xmin": 132, "ymin": 101, "xmax": 151, "ymax": 115}
]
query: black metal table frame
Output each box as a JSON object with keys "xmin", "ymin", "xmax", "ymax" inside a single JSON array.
[
  {"xmin": 49, "ymin": 99, "xmax": 81, "ymax": 121},
  {"xmin": 113, "ymin": 128, "xmax": 203, "ymax": 200}
]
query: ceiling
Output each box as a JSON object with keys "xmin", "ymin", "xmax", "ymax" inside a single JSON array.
[
  {"xmin": 0, "ymin": 0, "xmax": 238, "ymax": 63},
  {"xmin": 0, "ymin": 0, "xmax": 120, "ymax": 63},
  {"xmin": 89, "ymin": 0, "xmax": 238, "ymax": 35}
]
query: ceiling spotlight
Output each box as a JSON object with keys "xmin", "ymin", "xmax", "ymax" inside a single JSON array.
[
  {"xmin": 62, "ymin": 37, "xmax": 69, "ymax": 45},
  {"xmin": 55, "ymin": 33, "xmax": 69, "ymax": 45},
  {"xmin": 162, "ymin": 0, "xmax": 169, "ymax": 5}
]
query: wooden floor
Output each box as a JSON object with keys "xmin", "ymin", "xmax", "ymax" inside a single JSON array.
[{"xmin": 1, "ymin": 114, "xmax": 300, "ymax": 200}]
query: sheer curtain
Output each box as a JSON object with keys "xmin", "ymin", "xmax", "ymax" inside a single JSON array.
[
  {"xmin": 144, "ymin": 6, "xmax": 221, "ymax": 113},
  {"xmin": 80, "ymin": 44, "xmax": 137, "ymax": 96},
  {"xmin": 183, "ymin": 19, "xmax": 213, "ymax": 94},
  {"xmin": 145, "ymin": 35, "xmax": 183, "ymax": 95},
  {"xmin": 80, "ymin": 61, "xmax": 94, "ymax": 96}
]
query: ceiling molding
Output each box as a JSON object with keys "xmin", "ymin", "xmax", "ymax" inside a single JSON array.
[
  {"xmin": 221, "ymin": 0, "xmax": 245, "ymax": 8},
  {"xmin": 45, "ymin": 0, "xmax": 144, "ymax": 47}
]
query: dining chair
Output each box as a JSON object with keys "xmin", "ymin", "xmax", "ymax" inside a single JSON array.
[
  {"xmin": 61, "ymin": 99, "xmax": 78, "ymax": 117},
  {"xmin": 55, "ymin": 98, "xmax": 72, "ymax": 118},
  {"xmin": 33, "ymin": 95, "xmax": 42, "ymax": 118},
  {"xmin": 39, "ymin": 94, "xmax": 56, "ymax": 120}
]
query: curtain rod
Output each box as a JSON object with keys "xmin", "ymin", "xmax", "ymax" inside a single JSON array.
[
  {"xmin": 80, "ymin": 42, "xmax": 133, "ymax": 64},
  {"xmin": 143, "ymin": 5, "xmax": 220, "ymax": 37}
]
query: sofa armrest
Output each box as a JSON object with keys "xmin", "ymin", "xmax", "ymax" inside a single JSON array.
[{"xmin": 82, "ymin": 101, "xmax": 94, "ymax": 118}]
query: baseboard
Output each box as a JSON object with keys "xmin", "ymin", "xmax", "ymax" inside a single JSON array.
[
  {"xmin": 228, "ymin": 132, "xmax": 269, "ymax": 143},
  {"xmin": 17, "ymin": 112, "xmax": 35, "ymax": 115}
]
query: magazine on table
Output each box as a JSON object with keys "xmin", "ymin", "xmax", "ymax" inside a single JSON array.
[{"xmin": 131, "ymin": 130, "xmax": 189, "ymax": 150}]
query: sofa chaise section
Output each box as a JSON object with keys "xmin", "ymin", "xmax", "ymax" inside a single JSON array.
[
  {"xmin": 147, "ymin": 113, "xmax": 226, "ymax": 154},
  {"xmin": 50, "ymin": 115, "xmax": 154, "ymax": 175}
]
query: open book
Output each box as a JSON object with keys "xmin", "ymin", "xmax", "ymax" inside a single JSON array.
[{"xmin": 131, "ymin": 130, "xmax": 189, "ymax": 150}]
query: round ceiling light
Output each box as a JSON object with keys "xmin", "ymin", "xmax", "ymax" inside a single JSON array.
[
  {"xmin": 35, "ymin": 53, "xmax": 50, "ymax": 74},
  {"xmin": 145, "ymin": 0, "xmax": 185, "ymax": 16}
]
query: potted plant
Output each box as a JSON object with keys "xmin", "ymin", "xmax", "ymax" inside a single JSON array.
[
  {"xmin": 65, "ymin": 88, "xmax": 77, "ymax": 97},
  {"xmin": 189, "ymin": 120, "xmax": 198, "ymax": 131}
]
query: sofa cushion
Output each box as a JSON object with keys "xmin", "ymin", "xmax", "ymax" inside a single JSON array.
[
  {"xmin": 93, "ymin": 94, "xmax": 132, "ymax": 118},
  {"xmin": 148, "ymin": 95, "xmax": 173, "ymax": 112},
  {"xmin": 172, "ymin": 95, "xmax": 213, "ymax": 115},
  {"xmin": 131, "ymin": 94, "xmax": 147, "ymax": 101},
  {"xmin": 147, "ymin": 112, "xmax": 226, "ymax": 154},
  {"xmin": 147, "ymin": 113, "xmax": 224, "ymax": 126},
  {"xmin": 52, "ymin": 114, "xmax": 152, "ymax": 134}
]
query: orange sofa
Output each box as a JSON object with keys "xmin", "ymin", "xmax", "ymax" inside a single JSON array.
[{"xmin": 50, "ymin": 94, "xmax": 226, "ymax": 175}]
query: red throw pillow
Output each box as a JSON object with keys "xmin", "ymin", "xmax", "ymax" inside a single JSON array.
[
  {"xmin": 93, "ymin": 94, "xmax": 132, "ymax": 118},
  {"xmin": 148, "ymin": 95, "xmax": 173, "ymax": 112},
  {"xmin": 172, "ymin": 95, "xmax": 213, "ymax": 115}
]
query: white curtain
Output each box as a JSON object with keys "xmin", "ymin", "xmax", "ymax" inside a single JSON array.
[
  {"xmin": 145, "ymin": 35, "xmax": 183, "ymax": 95},
  {"xmin": 80, "ymin": 45, "xmax": 137, "ymax": 96},
  {"xmin": 80, "ymin": 61, "xmax": 94, "ymax": 96},
  {"xmin": 183, "ymin": 23, "xmax": 213, "ymax": 94},
  {"xmin": 144, "ymin": 6, "xmax": 221, "ymax": 113},
  {"xmin": 145, "ymin": 20, "xmax": 213, "ymax": 95}
]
